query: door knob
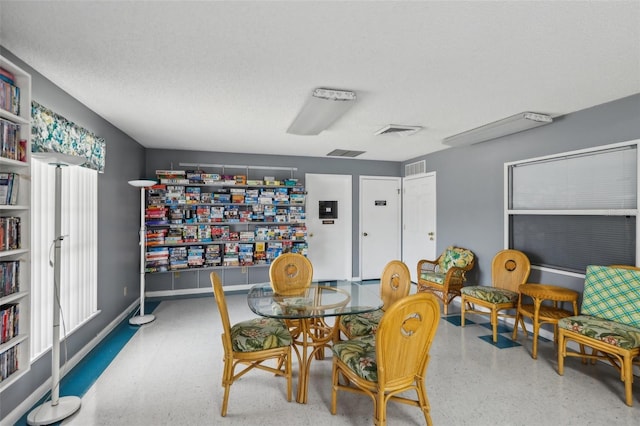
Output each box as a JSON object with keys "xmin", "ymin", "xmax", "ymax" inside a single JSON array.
[{"xmin": 363, "ymin": 232, "xmax": 368, "ymax": 236}]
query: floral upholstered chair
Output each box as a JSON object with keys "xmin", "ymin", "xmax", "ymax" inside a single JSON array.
[
  {"xmin": 417, "ymin": 246, "xmax": 475, "ymax": 315},
  {"xmin": 331, "ymin": 292, "xmax": 441, "ymax": 426},
  {"xmin": 460, "ymin": 249, "xmax": 531, "ymax": 342},
  {"xmin": 338, "ymin": 260, "xmax": 411, "ymax": 339},
  {"xmin": 210, "ymin": 272, "xmax": 293, "ymax": 416}
]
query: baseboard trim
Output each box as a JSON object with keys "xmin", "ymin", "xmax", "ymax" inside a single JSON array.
[{"xmin": 5, "ymin": 301, "xmax": 138, "ymax": 426}]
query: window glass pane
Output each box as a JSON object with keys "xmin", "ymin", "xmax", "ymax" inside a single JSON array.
[
  {"xmin": 511, "ymin": 146, "xmax": 637, "ymax": 210},
  {"xmin": 509, "ymin": 215, "xmax": 635, "ymax": 274}
]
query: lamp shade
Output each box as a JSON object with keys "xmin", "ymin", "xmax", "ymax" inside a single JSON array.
[{"xmin": 128, "ymin": 179, "xmax": 157, "ymax": 188}]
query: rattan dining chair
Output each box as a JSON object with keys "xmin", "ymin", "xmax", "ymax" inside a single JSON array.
[
  {"xmin": 269, "ymin": 252, "xmax": 313, "ymax": 295},
  {"xmin": 338, "ymin": 260, "xmax": 412, "ymax": 339},
  {"xmin": 460, "ymin": 249, "xmax": 531, "ymax": 342},
  {"xmin": 331, "ymin": 292, "xmax": 441, "ymax": 426},
  {"xmin": 210, "ymin": 272, "xmax": 293, "ymax": 416},
  {"xmin": 269, "ymin": 252, "xmax": 314, "ymax": 338}
]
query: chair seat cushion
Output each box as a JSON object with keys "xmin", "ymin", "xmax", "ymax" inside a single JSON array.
[
  {"xmin": 558, "ymin": 315, "xmax": 640, "ymax": 350},
  {"xmin": 341, "ymin": 309, "xmax": 384, "ymax": 337},
  {"xmin": 419, "ymin": 272, "xmax": 445, "ymax": 285},
  {"xmin": 231, "ymin": 318, "xmax": 292, "ymax": 352},
  {"xmin": 331, "ymin": 334, "xmax": 378, "ymax": 382},
  {"xmin": 461, "ymin": 286, "xmax": 518, "ymax": 304}
]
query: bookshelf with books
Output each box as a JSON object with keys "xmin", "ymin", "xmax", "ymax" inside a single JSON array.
[
  {"xmin": 0, "ymin": 55, "xmax": 31, "ymax": 390},
  {"xmin": 144, "ymin": 167, "xmax": 307, "ymax": 276}
]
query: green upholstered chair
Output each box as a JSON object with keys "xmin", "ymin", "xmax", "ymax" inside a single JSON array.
[
  {"xmin": 417, "ymin": 246, "xmax": 475, "ymax": 315},
  {"xmin": 557, "ymin": 265, "xmax": 640, "ymax": 407},
  {"xmin": 338, "ymin": 260, "xmax": 412, "ymax": 339},
  {"xmin": 460, "ymin": 249, "xmax": 531, "ymax": 342},
  {"xmin": 210, "ymin": 272, "xmax": 293, "ymax": 416},
  {"xmin": 331, "ymin": 292, "xmax": 441, "ymax": 426}
]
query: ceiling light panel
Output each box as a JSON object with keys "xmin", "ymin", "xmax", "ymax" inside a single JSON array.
[
  {"xmin": 287, "ymin": 88, "xmax": 357, "ymax": 136},
  {"xmin": 443, "ymin": 112, "xmax": 553, "ymax": 147}
]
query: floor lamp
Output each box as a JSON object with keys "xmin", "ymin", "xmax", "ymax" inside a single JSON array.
[
  {"xmin": 128, "ymin": 179, "xmax": 157, "ymax": 325},
  {"xmin": 28, "ymin": 152, "xmax": 84, "ymax": 425}
]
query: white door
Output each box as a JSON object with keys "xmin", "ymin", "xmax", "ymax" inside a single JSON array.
[
  {"xmin": 403, "ymin": 173, "xmax": 436, "ymax": 283},
  {"xmin": 360, "ymin": 176, "xmax": 401, "ymax": 280},
  {"xmin": 305, "ymin": 173, "xmax": 352, "ymax": 280}
]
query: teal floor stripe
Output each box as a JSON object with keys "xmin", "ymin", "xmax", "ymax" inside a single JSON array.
[{"xmin": 15, "ymin": 301, "xmax": 161, "ymax": 426}]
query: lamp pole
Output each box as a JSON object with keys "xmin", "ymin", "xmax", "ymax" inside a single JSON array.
[
  {"xmin": 128, "ymin": 180, "xmax": 157, "ymax": 325},
  {"xmin": 28, "ymin": 160, "xmax": 82, "ymax": 425}
]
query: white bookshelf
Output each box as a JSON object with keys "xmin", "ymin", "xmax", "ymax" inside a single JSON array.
[{"xmin": 0, "ymin": 54, "xmax": 31, "ymax": 390}]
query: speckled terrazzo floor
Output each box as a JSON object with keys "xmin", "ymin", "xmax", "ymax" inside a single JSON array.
[{"xmin": 41, "ymin": 292, "xmax": 640, "ymax": 426}]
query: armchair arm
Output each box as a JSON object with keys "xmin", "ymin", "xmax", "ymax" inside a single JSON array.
[
  {"xmin": 417, "ymin": 258, "xmax": 440, "ymax": 275},
  {"xmin": 442, "ymin": 257, "xmax": 475, "ymax": 290}
]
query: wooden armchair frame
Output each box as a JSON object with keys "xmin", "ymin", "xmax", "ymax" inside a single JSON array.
[{"xmin": 417, "ymin": 246, "xmax": 475, "ymax": 315}]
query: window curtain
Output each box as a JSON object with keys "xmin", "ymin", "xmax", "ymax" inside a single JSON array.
[{"xmin": 30, "ymin": 101, "xmax": 103, "ymax": 359}]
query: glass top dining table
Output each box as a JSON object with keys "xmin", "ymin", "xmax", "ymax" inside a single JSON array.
[
  {"xmin": 247, "ymin": 280, "xmax": 383, "ymax": 403},
  {"xmin": 247, "ymin": 280, "xmax": 384, "ymax": 320}
]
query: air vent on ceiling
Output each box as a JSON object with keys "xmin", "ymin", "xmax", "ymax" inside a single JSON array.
[
  {"xmin": 327, "ymin": 149, "xmax": 366, "ymax": 158},
  {"xmin": 405, "ymin": 160, "xmax": 426, "ymax": 176},
  {"xmin": 374, "ymin": 125, "xmax": 423, "ymax": 137}
]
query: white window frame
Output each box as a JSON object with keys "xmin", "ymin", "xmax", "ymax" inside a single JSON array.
[
  {"xmin": 30, "ymin": 158, "xmax": 99, "ymax": 360},
  {"xmin": 504, "ymin": 139, "xmax": 639, "ymax": 278}
]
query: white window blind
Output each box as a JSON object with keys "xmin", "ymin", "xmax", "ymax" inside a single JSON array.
[
  {"xmin": 506, "ymin": 141, "xmax": 638, "ymax": 274},
  {"xmin": 30, "ymin": 158, "xmax": 98, "ymax": 359},
  {"xmin": 511, "ymin": 146, "xmax": 637, "ymax": 210}
]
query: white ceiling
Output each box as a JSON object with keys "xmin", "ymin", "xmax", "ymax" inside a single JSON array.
[{"xmin": 1, "ymin": 1, "xmax": 639, "ymax": 162}]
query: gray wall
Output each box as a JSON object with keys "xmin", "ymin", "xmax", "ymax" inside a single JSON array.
[
  {"xmin": 0, "ymin": 48, "xmax": 146, "ymax": 419},
  {"xmin": 145, "ymin": 149, "xmax": 401, "ymax": 292},
  {"xmin": 403, "ymin": 93, "xmax": 640, "ymax": 293}
]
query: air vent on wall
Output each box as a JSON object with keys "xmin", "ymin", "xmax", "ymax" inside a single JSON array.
[
  {"xmin": 374, "ymin": 125, "xmax": 423, "ymax": 137},
  {"xmin": 405, "ymin": 160, "xmax": 426, "ymax": 176},
  {"xmin": 326, "ymin": 149, "xmax": 366, "ymax": 158}
]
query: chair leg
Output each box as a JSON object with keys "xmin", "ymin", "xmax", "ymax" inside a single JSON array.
[
  {"xmin": 331, "ymin": 361, "xmax": 339, "ymax": 415},
  {"xmin": 623, "ymin": 353, "xmax": 634, "ymax": 406},
  {"xmin": 416, "ymin": 379, "xmax": 433, "ymax": 426},
  {"xmin": 557, "ymin": 331, "xmax": 565, "ymax": 376},
  {"xmin": 285, "ymin": 350, "xmax": 293, "ymax": 402},
  {"xmin": 490, "ymin": 308, "xmax": 499, "ymax": 343},
  {"xmin": 375, "ymin": 389, "xmax": 386, "ymax": 426},
  {"xmin": 512, "ymin": 312, "xmax": 520, "ymax": 340},
  {"xmin": 460, "ymin": 297, "xmax": 466, "ymax": 327},
  {"xmin": 221, "ymin": 358, "xmax": 233, "ymax": 417}
]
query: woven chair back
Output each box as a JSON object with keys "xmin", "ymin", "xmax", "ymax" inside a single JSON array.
[
  {"xmin": 269, "ymin": 253, "xmax": 313, "ymax": 295},
  {"xmin": 380, "ymin": 260, "xmax": 411, "ymax": 310},
  {"xmin": 491, "ymin": 249, "xmax": 531, "ymax": 291}
]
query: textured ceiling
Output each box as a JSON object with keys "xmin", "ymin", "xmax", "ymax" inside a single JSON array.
[{"xmin": 1, "ymin": 1, "xmax": 639, "ymax": 162}]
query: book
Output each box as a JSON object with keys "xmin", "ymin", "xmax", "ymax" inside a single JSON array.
[{"xmin": 0, "ymin": 67, "xmax": 15, "ymax": 85}]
